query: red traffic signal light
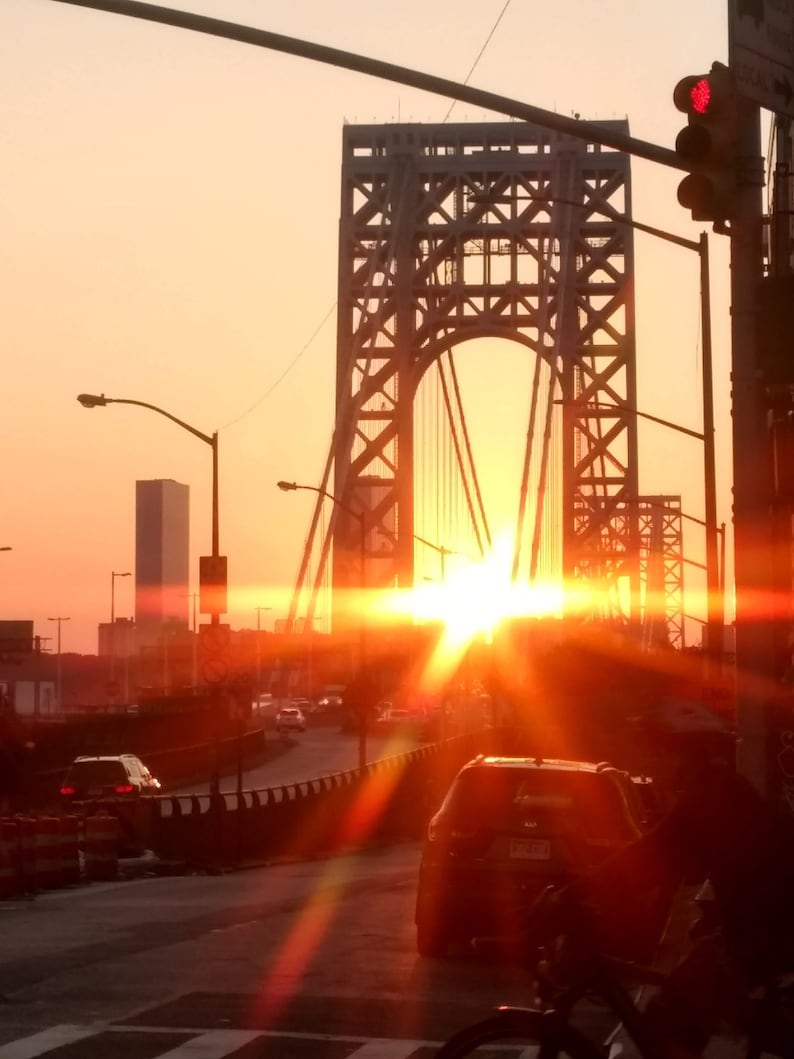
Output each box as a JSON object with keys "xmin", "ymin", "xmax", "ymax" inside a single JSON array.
[
  {"xmin": 675, "ymin": 74, "xmax": 713, "ymax": 118},
  {"xmin": 673, "ymin": 62, "xmax": 739, "ymax": 227}
]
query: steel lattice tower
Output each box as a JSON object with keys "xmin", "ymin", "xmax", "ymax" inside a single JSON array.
[{"xmin": 295, "ymin": 121, "xmax": 682, "ymax": 640}]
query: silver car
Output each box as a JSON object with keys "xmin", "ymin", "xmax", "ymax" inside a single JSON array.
[{"xmin": 276, "ymin": 706, "xmax": 306, "ymax": 733}]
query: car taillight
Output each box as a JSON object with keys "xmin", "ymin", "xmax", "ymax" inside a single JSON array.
[
  {"xmin": 114, "ymin": 783, "xmax": 135, "ymax": 795},
  {"xmin": 60, "ymin": 785, "xmax": 76, "ymax": 796},
  {"xmin": 427, "ymin": 812, "xmax": 477, "ymax": 843}
]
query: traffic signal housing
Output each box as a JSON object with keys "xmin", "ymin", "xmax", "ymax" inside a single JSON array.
[{"xmin": 673, "ymin": 61, "xmax": 739, "ymax": 227}]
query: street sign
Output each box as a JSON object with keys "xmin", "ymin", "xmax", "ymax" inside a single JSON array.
[
  {"xmin": 729, "ymin": 0, "xmax": 794, "ymax": 117},
  {"xmin": 198, "ymin": 622, "xmax": 231, "ymax": 684},
  {"xmin": 0, "ymin": 620, "xmax": 34, "ymax": 656}
]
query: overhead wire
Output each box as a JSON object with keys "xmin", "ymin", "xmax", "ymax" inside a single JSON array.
[
  {"xmin": 222, "ymin": 0, "xmax": 514, "ymax": 435},
  {"xmin": 219, "ymin": 301, "xmax": 336, "ymax": 432},
  {"xmin": 442, "ymin": 0, "xmax": 514, "ymax": 123}
]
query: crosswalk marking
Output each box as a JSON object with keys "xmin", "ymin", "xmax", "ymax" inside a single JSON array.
[
  {"xmin": 0, "ymin": 1024, "xmax": 446, "ymax": 1059},
  {"xmin": 345, "ymin": 1042, "xmax": 430, "ymax": 1058},
  {"xmin": 0, "ymin": 1025, "xmax": 99, "ymax": 1059},
  {"xmin": 156, "ymin": 1028, "xmax": 263, "ymax": 1056}
]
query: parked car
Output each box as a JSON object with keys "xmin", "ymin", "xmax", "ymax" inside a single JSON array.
[
  {"xmin": 59, "ymin": 754, "xmax": 162, "ymax": 803},
  {"xmin": 276, "ymin": 705, "xmax": 306, "ymax": 733},
  {"xmin": 415, "ymin": 755, "xmax": 661, "ymax": 960}
]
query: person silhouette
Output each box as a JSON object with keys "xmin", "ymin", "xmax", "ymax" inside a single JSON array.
[{"xmin": 548, "ymin": 728, "xmax": 794, "ymax": 1058}]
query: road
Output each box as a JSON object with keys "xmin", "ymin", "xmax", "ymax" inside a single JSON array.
[
  {"xmin": 0, "ymin": 842, "xmax": 614, "ymax": 1058},
  {"xmin": 171, "ymin": 724, "xmax": 423, "ymax": 796}
]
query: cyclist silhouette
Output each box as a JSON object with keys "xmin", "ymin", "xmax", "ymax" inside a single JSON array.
[{"xmin": 551, "ymin": 722, "xmax": 794, "ymax": 1059}]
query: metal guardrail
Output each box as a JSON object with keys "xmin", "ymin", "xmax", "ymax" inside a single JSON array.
[{"xmin": 143, "ymin": 729, "xmax": 514, "ymax": 869}]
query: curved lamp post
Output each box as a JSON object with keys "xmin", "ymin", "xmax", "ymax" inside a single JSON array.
[
  {"xmin": 471, "ymin": 190, "xmax": 722, "ymax": 667},
  {"xmin": 412, "ymin": 533, "xmax": 477, "ymax": 582},
  {"xmin": 78, "ymin": 392, "xmax": 225, "ymax": 797},
  {"xmin": 541, "ymin": 196, "xmax": 721, "ymax": 668},
  {"xmin": 277, "ymin": 479, "xmax": 368, "ymax": 769},
  {"xmin": 77, "ymin": 394, "xmax": 220, "ymax": 579}
]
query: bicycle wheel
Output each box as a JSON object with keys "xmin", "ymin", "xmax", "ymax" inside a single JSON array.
[{"xmin": 436, "ymin": 1009, "xmax": 604, "ymax": 1059}]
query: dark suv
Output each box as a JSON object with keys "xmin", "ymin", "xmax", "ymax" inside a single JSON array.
[
  {"xmin": 415, "ymin": 755, "xmax": 651, "ymax": 959},
  {"xmin": 59, "ymin": 754, "xmax": 162, "ymax": 803}
]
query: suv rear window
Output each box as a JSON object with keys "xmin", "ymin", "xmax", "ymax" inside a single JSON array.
[
  {"xmin": 67, "ymin": 761, "xmax": 127, "ymax": 785},
  {"xmin": 443, "ymin": 765, "xmax": 638, "ymax": 843}
]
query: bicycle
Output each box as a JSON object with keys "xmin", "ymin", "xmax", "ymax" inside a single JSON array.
[{"xmin": 434, "ymin": 887, "xmax": 794, "ymax": 1059}]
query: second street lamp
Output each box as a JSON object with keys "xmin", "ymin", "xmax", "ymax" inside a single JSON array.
[
  {"xmin": 539, "ymin": 196, "xmax": 722, "ymax": 668},
  {"xmin": 277, "ymin": 479, "xmax": 368, "ymax": 769},
  {"xmin": 471, "ymin": 190, "xmax": 722, "ymax": 669},
  {"xmin": 411, "ymin": 533, "xmax": 478, "ymax": 581}
]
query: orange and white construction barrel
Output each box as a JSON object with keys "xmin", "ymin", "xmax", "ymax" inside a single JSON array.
[
  {"xmin": 83, "ymin": 813, "xmax": 119, "ymax": 882},
  {"xmin": 34, "ymin": 815, "xmax": 63, "ymax": 890},
  {"xmin": 58, "ymin": 815, "xmax": 81, "ymax": 887},
  {"xmin": 0, "ymin": 818, "xmax": 22, "ymax": 899}
]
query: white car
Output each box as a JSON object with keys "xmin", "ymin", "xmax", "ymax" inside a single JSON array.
[{"xmin": 276, "ymin": 706, "xmax": 306, "ymax": 733}]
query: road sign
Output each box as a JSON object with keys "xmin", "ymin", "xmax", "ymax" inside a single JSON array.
[
  {"xmin": 729, "ymin": 0, "xmax": 794, "ymax": 117},
  {"xmin": 198, "ymin": 622, "xmax": 231, "ymax": 684}
]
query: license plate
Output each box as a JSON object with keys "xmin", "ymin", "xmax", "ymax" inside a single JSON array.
[
  {"xmin": 88, "ymin": 787, "xmax": 102, "ymax": 797},
  {"xmin": 510, "ymin": 838, "xmax": 550, "ymax": 860}
]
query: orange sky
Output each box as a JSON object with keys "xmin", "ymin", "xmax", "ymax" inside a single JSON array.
[{"xmin": 1, "ymin": 1, "xmax": 755, "ymax": 654}]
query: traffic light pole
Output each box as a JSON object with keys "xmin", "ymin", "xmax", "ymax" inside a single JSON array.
[
  {"xmin": 731, "ymin": 102, "xmax": 772, "ymax": 796},
  {"xmin": 49, "ymin": 0, "xmax": 681, "ymax": 171}
]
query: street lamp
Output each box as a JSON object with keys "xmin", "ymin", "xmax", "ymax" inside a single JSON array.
[
  {"xmin": 277, "ymin": 479, "xmax": 368, "ymax": 769},
  {"xmin": 558, "ymin": 397, "xmax": 723, "ymax": 667},
  {"xmin": 541, "ymin": 195, "xmax": 721, "ymax": 668},
  {"xmin": 47, "ymin": 616, "xmax": 70, "ymax": 710},
  {"xmin": 78, "ymin": 392, "xmax": 225, "ymax": 794},
  {"xmin": 77, "ymin": 393, "xmax": 220, "ymax": 588},
  {"xmin": 110, "ymin": 570, "xmax": 131, "ymax": 695},
  {"xmin": 411, "ymin": 533, "xmax": 478, "ymax": 581},
  {"xmin": 472, "ymin": 191, "xmax": 721, "ymax": 667}
]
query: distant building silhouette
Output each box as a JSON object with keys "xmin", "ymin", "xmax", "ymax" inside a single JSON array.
[{"xmin": 135, "ymin": 479, "xmax": 190, "ymax": 643}]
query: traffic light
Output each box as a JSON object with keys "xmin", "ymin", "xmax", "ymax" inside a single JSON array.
[{"xmin": 673, "ymin": 61, "xmax": 739, "ymax": 226}]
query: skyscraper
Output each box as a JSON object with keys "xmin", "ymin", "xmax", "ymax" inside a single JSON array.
[{"xmin": 135, "ymin": 479, "xmax": 189, "ymax": 641}]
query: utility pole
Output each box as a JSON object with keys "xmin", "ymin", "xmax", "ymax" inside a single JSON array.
[
  {"xmin": 254, "ymin": 606, "xmax": 272, "ymax": 694},
  {"xmin": 47, "ymin": 617, "xmax": 70, "ymax": 711},
  {"xmin": 181, "ymin": 591, "xmax": 199, "ymax": 689},
  {"xmin": 33, "ymin": 635, "xmax": 51, "ymax": 718},
  {"xmin": 731, "ymin": 102, "xmax": 770, "ymax": 796}
]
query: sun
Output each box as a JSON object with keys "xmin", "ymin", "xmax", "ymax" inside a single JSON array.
[{"xmin": 375, "ymin": 534, "xmax": 564, "ymax": 689}]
